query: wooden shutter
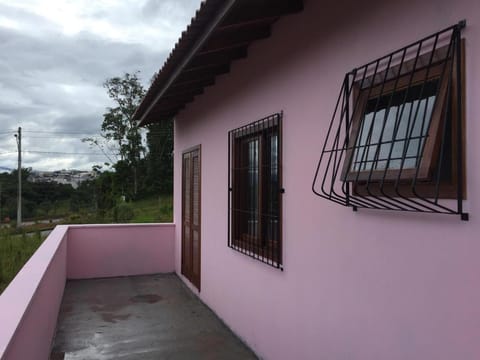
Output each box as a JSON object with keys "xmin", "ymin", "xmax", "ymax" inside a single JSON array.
[{"xmin": 182, "ymin": 146, "xmax": 201, "ymax": 290}]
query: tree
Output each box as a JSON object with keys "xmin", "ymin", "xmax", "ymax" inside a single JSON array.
[
  {"xmin": 84, "ymin": 72, "xmax": 146, "ymax": 197},
  {"xmin": 94, "ymin": 171, "xmax": 116, "ymax": 218},
  {"xmin": 86, "ymin": 71, "xmax": 174, "ymax": 202},
  {"xmin": 0, "ymin": 169, "xmax": 75, "ymax": 220},
  {"xmin": 142, "ymin": 68, "xmax": 173, "ymax": 196},
  {"xmin": 145, "ymin": 120, "xmax": 173, "ymax": 195}
]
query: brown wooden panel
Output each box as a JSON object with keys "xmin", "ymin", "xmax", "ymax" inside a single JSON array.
[
  {"xmin": 181, "ymin": 145, "xmax": 201, "ymax": 290},
  {"xmin": 175, "ymin": 64, "xmax": 229, "ymax": 84},
  {"xmin": 191, "ymin": 152, "xmax": 201, "ymax": 287},
  {"xmin": 163, "ymin": 88, "xmax": 204, "ymax": 100},
  {"xmin": 181, "ymin": 153, "xmax": 191, "ymax": 276},
  {"xmin": 171, "ymin": 75, "xmax": 217, "ymax": 88},
  {"xmin": 220, "ymin": 0, "xmax": 303, "ymax": 28},
  {"xmin": 200, "ymin": 25, "xmax": 271, "ymax": 53},
  {"xmin": 168, "ymin": 78, "xmax": 215, "ymax": 92},
  {"xmin": 186, "ymin": 47, "xmax": 248, "ymax": 70}
]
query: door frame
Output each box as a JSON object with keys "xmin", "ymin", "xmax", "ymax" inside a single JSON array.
[{"xmin": 181, "ymin": 144, "xmax": 201, "ymax": 290}]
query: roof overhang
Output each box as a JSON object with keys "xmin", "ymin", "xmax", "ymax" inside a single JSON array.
[{"xmin": 134, "ymin": 0, "xmax": 304, "ymax": 126}]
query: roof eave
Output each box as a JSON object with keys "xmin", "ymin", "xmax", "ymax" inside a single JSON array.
[
  {"xmin": 135, "ymin": 0, "xmax": 304, "ymax": 126},
  {"xmin": 136, "ymin": 0, "xmax": 238, "ymax": 126}
]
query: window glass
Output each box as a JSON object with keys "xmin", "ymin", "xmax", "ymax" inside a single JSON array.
[
  {"xmin": 352, "ymin": 80, "xmax": 438, "ymax": 172},
  {"xmin": 228, "ymin": 113, "xmax": 282, "ymax": 268}
]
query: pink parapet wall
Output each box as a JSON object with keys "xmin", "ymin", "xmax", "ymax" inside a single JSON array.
[
  {"xmin": 67, "ymin": 223, "xmax": 175, "ymax": 279},
  {"xmin": 0, "ymin": 226, "xmax": 68, "ymax": 360},
  {"xmin": 0, "ymin": 223, "xmax": 175, "ymax": 360}
]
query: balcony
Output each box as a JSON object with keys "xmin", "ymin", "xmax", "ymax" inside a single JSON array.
[{"xmin": 0, "ymin": 224, "xmax": 256, "ymax": 360}]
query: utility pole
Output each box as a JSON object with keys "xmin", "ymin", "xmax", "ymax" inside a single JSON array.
[{"xmin": 15, "ymin": 127, "xmax": 21, "ymax": 228}]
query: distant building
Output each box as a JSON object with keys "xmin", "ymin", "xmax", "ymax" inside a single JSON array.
[{"xmin": 28, "ymin": 170, "xmax": 96, "ymax": 189}]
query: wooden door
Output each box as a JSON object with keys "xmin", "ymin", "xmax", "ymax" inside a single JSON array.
[{"xmin": 182, "ymin": 145, "xmax": 201, "ymax": 290}]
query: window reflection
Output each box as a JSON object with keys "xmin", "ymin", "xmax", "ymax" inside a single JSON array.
[{"xmin": 352, "ymin": 80, "xmax": 438, "ymax": 172}]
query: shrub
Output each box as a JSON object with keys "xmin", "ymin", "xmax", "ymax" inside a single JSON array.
[{"xmin": 115, "ymin": 203, "xmax": 134, "ymax": 222}]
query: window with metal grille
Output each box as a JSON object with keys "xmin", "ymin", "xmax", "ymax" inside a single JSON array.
[
  {"xmin": 313, "ymin": 21, "xmax": 468, "ymax": 220},
  {"xmin": 228, "ymin": 113, "xmax": 283, "ymax": 268}
]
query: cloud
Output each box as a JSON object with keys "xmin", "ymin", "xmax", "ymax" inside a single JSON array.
[
  {"xmin": 0, "ymin": 0, "xmax": 201, "ymax": 171},
  {"xmin": 141, "ymin": 0, "xmax": 199, "ymax": 23}
]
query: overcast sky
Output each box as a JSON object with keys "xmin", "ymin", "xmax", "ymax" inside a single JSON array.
[{"xmin": 0, "ymin": 0, "xmax": 201, "ymax": 171}]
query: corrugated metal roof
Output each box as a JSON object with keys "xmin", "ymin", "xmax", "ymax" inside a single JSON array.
[{"xmin": 134, "ymin": 0, "xmax": 303, "ymax": 126}]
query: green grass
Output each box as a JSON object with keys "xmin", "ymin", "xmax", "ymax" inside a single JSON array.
[
  {"xmin": 0, "ymin": 195, "xmax": 173, "ymax": 294},
  {"xmin": 0, "ymin": 231, "xmax": 46, "ymax": 294},
  {"xmin": 130, "ymin": 195, "xmax": 173, "ymax": 223}
]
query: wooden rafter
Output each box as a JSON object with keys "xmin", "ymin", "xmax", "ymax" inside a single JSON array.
[{"xmin": 135, "ymin": 0, "xmax": 304, "ymax": 125}]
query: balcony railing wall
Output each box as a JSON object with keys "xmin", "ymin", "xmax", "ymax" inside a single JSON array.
[{"xmin": 0, "ymin": 223, "xmax": 175, "ymax": 360}]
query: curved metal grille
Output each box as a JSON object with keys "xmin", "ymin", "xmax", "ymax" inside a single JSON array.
[{"xmin": 313, "ymin": 21, "xmax": 468, "ymax": 220}]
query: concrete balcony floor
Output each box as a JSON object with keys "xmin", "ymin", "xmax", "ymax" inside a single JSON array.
[{"xmin": 50, "ymin": 274, "xmax": 257, "ymax": 360}]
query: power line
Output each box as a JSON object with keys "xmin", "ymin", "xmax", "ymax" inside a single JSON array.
[
  {"xmin": 22, "ymin": 130, "xmax": 98, "ymax": 135},
  {"xmin": 22, "ymin": 136, "xmax": 91, "ymax": 139},
  {"xmin": 19, "ymin": 134, "xmax": 169, "ymax": 140},
  {"xmin": 0, "ymin": 150, "xmax": 117, "ymax": 156},
  {"xmin": 22, "ymin": 151, "xmax": 112, "ymax": 156},
  {"xmin": 0, "ymin": 151, "xmax": 113, "ymax": 156}
]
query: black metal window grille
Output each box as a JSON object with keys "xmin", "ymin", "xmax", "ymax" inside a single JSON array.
[
  {"xmin": 313, "ymin": 21, "xmax": 468, "ymax": 220},
  {"xmin": 228, "ymin": 113, "xmax": 283, "ymax": 269}
]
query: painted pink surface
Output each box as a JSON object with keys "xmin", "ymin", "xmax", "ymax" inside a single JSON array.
[
  {"xmin": 0, "ymin": 226, "xmax": 68, "ymax": 360},
  {"xmin": 67, "ymin": 224, "xmax": 175, "ymax": 279},
  {"xmin": 0, "ymin": 223, "xmax": 175, "ymax": 359},
  {"xmin": 173, "ymin": 0, "xmax": 480, "ymax": 359}
]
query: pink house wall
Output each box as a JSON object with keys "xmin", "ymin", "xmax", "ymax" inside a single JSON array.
[
  {"xmin": 67, "ymin": 224, "xmax": 175, "ymax": 279},
  {"xmin": 173, "ymin": 0, "xmax": 480, "ymax": 359}
]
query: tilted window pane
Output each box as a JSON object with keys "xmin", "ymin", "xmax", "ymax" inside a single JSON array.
[{"xmin": 352, "ymin": 80, "xmax": 438, "ymax": 172}]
